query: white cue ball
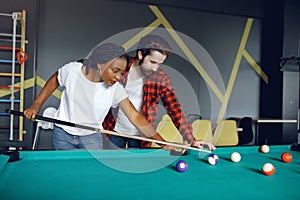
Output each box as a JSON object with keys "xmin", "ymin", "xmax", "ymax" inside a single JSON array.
[
  {"xmin": 260, "ymin": 144, "xmax": 270, "ymax": 153},
  {"xmin": 230, "ymin": 152, "xmax": 241, "ymax": 163}
]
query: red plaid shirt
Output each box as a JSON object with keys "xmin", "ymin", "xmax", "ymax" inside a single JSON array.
[{"xmin": 102, "ymin": 58, "xmax": 195, "ymax": 148}]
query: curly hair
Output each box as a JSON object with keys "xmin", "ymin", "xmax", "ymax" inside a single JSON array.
[{"xmin": 83, "ymin": 43, "xmax": 127, "ymax": 74}]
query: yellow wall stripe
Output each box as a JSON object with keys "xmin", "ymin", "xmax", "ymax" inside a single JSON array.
[
  {"xmin": 243, "ymin": 49, "xmax": 268, "ymax": 84},
  {"xmin": 217, "ymin": 18, "xmax": 253, "ymax": 123},
  {"xmin": 149, "ymin": 5, "xmax": 225, "ymax": 103},
  {"xmin": 122, "ymin": 19, "xmax": 162, "ymax": 51},
  {"xmin": 36, "ymin": 76, "xmax": 62, "ymax": 99},
  {"xmin": 0, "ymin": 77, "xmax": 35, "ymax": 97}
]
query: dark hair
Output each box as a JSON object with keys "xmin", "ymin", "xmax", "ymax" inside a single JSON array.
[
  {"xmin": 136, "ymin": 34, "xmax": 171, "ymax": 58},
  {"xmin": 83, "ymin": 43, "xmax": 127, "ymax": 74}
]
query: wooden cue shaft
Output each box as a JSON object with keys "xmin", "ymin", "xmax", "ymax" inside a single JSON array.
[{"xmin": 7, "ymin": 109, "xmax": 211, "ymax": 153}]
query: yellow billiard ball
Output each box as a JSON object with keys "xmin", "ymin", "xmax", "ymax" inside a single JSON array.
[{"xmin": 260, "ymin": 144, "xmax": 270, "ymax": 153}]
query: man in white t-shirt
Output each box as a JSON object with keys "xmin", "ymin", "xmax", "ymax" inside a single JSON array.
[{"xmin": 103, "ymin": 35, "xmax": 216, "ymax": 151}]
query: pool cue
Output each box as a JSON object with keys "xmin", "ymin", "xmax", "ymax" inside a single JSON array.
[{"xmin": 6, "ymin": 109, "xmax": 211, "ymax": 153}]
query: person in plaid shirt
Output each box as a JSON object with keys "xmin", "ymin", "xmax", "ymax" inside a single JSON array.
[{"xmin": 103, "ymin": 35, "xmax": 215, "ymax": 151}]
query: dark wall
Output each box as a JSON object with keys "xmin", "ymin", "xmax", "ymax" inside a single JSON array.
[
  {"xmin": 122, "ymin": 0, "xmax": 263, "ymax": 18},
  {"xmin": 259, "ymin": 0, "xmax": 285, "ymax": 145},
  {"xmin": 282, "ymin": 0, "xmax": 300, "ymax": 144}
]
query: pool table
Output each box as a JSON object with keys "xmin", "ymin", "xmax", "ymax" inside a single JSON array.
[{"xmin": 0, "ymin": 145, "xmax": 299, "ymax": 200}]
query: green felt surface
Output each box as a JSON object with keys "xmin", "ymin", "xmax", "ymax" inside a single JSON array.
[{"xmin": 0, "ymin": 145, "xmax": 299, "ymax": 200}]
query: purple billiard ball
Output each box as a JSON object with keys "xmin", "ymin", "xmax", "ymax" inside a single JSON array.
[
  {"xmin": 208, "ymin": 153, "xmax": 219, "ymax": 165},
  {"xmin": 176, "ymin": 160, "xmax": 188, "ymax": 172}
]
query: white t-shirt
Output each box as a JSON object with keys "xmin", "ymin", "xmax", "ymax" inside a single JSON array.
[
  {"xmin": 55, "ymin": 61, "xmax": 128, "ymax": 136},
  {"xmin": 114, "ymin": 69, "xmax": 144, "ymax": 136}
]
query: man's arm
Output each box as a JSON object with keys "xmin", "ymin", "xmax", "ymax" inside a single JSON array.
[
  {"xmin": 159, "ymin": 76, "xmax": 216, "ymax": 150},
  {"xmin": 159, "ymin": 76, "xmax": 194, "ymax": 142}
]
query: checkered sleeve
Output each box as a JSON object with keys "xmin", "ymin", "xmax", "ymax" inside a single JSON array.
[
  {"xmin": 159, "ymin": 75, "xmax": 195, "ymax": 143},
  {"xmin": 102, "ymin": 109, "xmax": 116, "ymax": 138}
]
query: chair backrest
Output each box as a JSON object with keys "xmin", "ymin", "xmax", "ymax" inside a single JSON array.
[
  {"xmin": 213, "ymin": 120, "xmax": 239, "ymax": 146},
  {"xmin": 191, "ymin": 119, "xmax": 213, "ymax": 143},
  {"xmin": 238, "ymin": 117, "xmax": 254, "ymax": 145},
  {"xmin": 187, "ymin": 114, "xmax": 201, "ymax": 124},
  {"xmin": 32, "ymin": 107, "xmax": 57, "ymax": 150},
  {"xmin": 151, "ymin": 114, "xmax": 183, "ymax": 148},
  {"xmin": 38, "ymin": 107, "xmax": 57, "ymax": 129}
]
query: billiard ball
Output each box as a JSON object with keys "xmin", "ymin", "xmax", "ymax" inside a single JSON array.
[
  {"xmin": 230, "ymin": 152, "xmax": 241, "ymax": 163},
  {"xmin": 262, "ymin": 163, "xmax": 275, "ymax": 176},
  {"xmin": 208, "ymin": 154, "xmax": 219, "ymax": 165},
  {"xmin": 260, "ymin": 144, "xmax": 270, "ymax": 153},
  {"xmin": 281, "ymin": 152, "xmax": 292, "ymax": 163},
  {"xmin": 176, "ymin": 160, "xmax": 188, "ymax": 172}
]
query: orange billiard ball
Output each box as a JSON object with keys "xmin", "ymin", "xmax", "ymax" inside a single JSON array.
[
  {"xmin": 262, "ymin": 163, "xmax": 275, "ymax": 176},
  {"xmin": 281, "ymin": 152, "xmax": 292, "ymax": 163}
]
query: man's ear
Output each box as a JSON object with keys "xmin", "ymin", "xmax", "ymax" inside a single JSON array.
[{"xmin": 137, "ymin": 50, "xmax": 143, "ymax": 60}]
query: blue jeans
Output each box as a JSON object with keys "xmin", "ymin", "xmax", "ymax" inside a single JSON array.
[
  {"xmin": 108, "ymin": 135, "xmax": 141, "ymax": 149},
  {"xmin": 52, "ymin": 125, "xmax": 103, "ymax": 150}
]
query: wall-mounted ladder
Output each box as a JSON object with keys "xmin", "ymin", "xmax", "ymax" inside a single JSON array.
[{"xmin": 0, "ymin": 10, "xmax": 27, "ymax": 145}]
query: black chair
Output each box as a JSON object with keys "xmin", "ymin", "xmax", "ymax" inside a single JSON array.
[{"xmin": 238, "ymin": 117, "xmax": 254, "ymax": 145}]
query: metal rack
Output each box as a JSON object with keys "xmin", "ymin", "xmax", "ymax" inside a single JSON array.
[
  {"xmin": 280, "ymin": 56, "xmax": 300, "ymax": 145},
  {"xmin": 0, "ymin": 10, "xmax": 27, "ymax": 144}
]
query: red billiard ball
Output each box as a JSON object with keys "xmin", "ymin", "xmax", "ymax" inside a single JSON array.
[
  {"xmin": 176, "ymin": 160, "xmax": 188, "ymax": 172},
  {"xmin": 262, "ymin": 163, "xmax": 275, "ymax": 176},
  {"xmin": 281, "ymin": 152, "xmax": 292, "ymax": 163}
]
